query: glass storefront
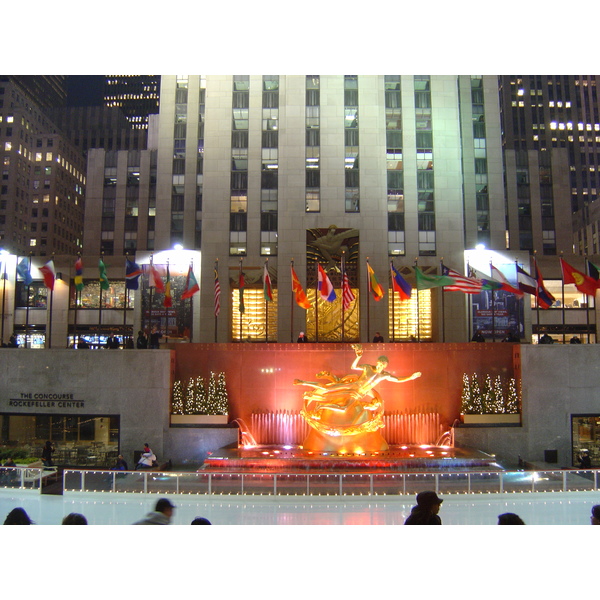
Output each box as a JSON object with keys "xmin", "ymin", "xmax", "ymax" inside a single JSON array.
[
  {"xmin": 571, "ymin": 414, "xmax": 600, "ymax": 467},
  {"xmin": 0, "ymin": 413, "xmax": 120, "ymax": 467}
]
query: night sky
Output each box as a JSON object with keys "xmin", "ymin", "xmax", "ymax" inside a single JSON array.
[{"xmin": 65, "ymin": 75, "xmax": 105, "ymax": 106}]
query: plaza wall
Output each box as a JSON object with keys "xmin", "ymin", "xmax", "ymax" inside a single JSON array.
[
  {"xmin": 454, "ymin": 344, "xmax": 600, "ymax": 467},
  {"xmin": 1, "ymin": 344, "xmax": 598, "ymax": 469}
]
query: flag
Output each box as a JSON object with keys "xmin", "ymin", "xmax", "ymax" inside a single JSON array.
[
  {"xmin": 469, "ymin": 266, "xmax": 503, "ymax": 291},
  {"xmin": 560, "ymin": 258, "xmax": 599, "ymax": 296},
  {"xmin": 214, "ymin": 267, "xmax": 221, "ymax": 317},
  {"xmin": 587, "ymin": 259, "xmax": 600, "ymax": 282},
  {"xmin": 125, "ymin": 259, "xmax": 142, "ymax": 290},
  {"xmin": 98, "ymin": 259, "xmax": 109, "ymax": 290},
  {"xmin": 263, "ymin": 263, "xmax": 273, "ymax": 302},
  {"xmin": 441, "ymin": 264, "xmax": 482, "ymax": 294},
  {"xmin": 317, "ymin": 263, "xmax": 336, "ymax": 302},
  {"xmin": 342, "ymin": 265, "xmax": 355, "ymax": 310},
  {"xmin": 74, "ymin": 257, "xmax": 84, "ymax": 292},
  {"xmin": 163, "ymin": 264, "xmax": 172, "ymax": 307},
  {"xmin": 367, "ymin": 262, "xmax": 385, "ymax": 300},
  {"xmin": 390, "ymin": 262, "xmax": 412, "ymax": 300},
  {"xmin": 17, "ymin": 257, "xmax": 32, "ymax": 286},
  {"xmin": 516, "ymin": 264, "xmax": 537, "ymax": 296},
  {"xmin": 490, "ymin": 264, "xmax": 524, "ymax": 297},
  {"xmin": 39, "ymin": 260, "xmax": 56, "ymax": 291},
  {"xmin": 533, "ymin": 257, "xmax": 555, "ymax": 309},
  {"xmin": 239, "ymin": 267, "xmax": 245, "ymax": 314},
  {"xmin": 149, "ymin": 262, "xmax": 165, "ymax": 292},
  {"xmin": 181, "ymin": 265, "xmax": 200, "ymax": 299},
  {"xmin": 291, "ymin": 265, "xmax": 312, "ymax": 309},
  {"xmin": 415, "ymin": 266, "xmax": 455, "ymax": 290}
]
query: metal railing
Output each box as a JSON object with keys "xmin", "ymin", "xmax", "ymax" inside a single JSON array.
[
  {"xmin": 0, "ymin": 466, "xmax": 58, "ymax": 490},
  {"xmin": 46, "ymin": 468, "xmax": 600, "ymax": 497}
]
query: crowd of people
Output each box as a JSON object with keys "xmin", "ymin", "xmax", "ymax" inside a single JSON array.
[
  {"xmin": 2, "ymin": 498, "xmax": 211, "ymax": 525},
  {"xmin": 3, "ymin": 493, "xmax": 599, "ymax": 525}
]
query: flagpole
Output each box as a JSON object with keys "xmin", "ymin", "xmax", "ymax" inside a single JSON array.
[
  {"xmin": 585, "ymin": 255, "xmax": 592, "ymax": 344},
  {"xmin": 290, "ymin": 259, "xmax": 295, "ymax": 343},
  {"xmin": 74, "ymin": 253, "xmax": 80, "ymax": 347},
  {"xmin": 188, "ymin": 259, "xmax": 194, "ymax": 343},
  {"xmin": 560, "ymin": 252, "xmax": 565, "ymax": 344},
  {"xmin": 214, "ymin": 259, "xmax": 218, "ymax": 343},
  {"xmin": 489, "ymin": 260, "xmax": 496, "ymax": 342},
  {"xmin": 315, "ymin": 259, "xmax": 319, "ymax": 343},
  {"xmin": 239, "ymin": 257, "xmax": 243, "ymax": 342},
  {"xmin": 265, "ymin": 258, "xmax": 269, "ymax": 343},
  {"xmin": 414, "ymin": 258, "xmax": 420, "ymax": 342},
  {"xmin": 98, "ymin": 253, "xmax": 104, "ymax": 331},
  {"xmin": 148, "ymin": 254, "xmax": 154, "ymax": 336},
  {"xmin": 440, "ymin": 259, "xmax": 446, "ymax": 343},
  {"xmin": 47, "ymin": 253, "xmax": 54, "ymax": 349},
  {"xmin": 533, "ymin": 252, "xmax": 540, "ymax": 340},
  {"xmin": 341, "ymin": 253, "xmax": 346, "ymax": 343},
  {"xmin": 165, "ymin": 259, "xmax": 169, "ymax": 344},
  {"xmin": 25, "ymin": 253, "xmax": 31, "ymax": 348},
  {"xmin": 366, "ymin": 258, "xmax": 371, "ymax": 343},
  {"xmin": 124, "ymin": 253, "xmax": 129, "ymax": 343},
  {"xmin": 0, "ymin": 257, "xmax": 6, "ymax": 345},
  {"xmin": 513, "ymin": 259, "xmax": 522, "ymax": 341}
]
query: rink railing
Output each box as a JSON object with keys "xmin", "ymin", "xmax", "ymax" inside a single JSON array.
[
  {"xmin": 2, "ymin": 467, "xmax": 599, "ymax": 496},
  {"xmin": 54, "ymin": 468, "xmax": 600, "ymax": 496}
]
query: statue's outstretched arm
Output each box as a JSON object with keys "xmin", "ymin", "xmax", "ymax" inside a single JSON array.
[{"xmin": 387, "ymin": 371, "xmax": 422, "ymax": 383}]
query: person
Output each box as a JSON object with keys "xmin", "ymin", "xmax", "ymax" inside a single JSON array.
[
  {"xmin": 191, "ymin": 517, "xmax": 212, "ymax": 525},
  {"xmin": 149, "ymin": 327, "xmax": 162, "ymax": 349},
  {"xmin": 125, "ymin": 337, "xmax": 134, "ymax": 349},
  {"xmin": 579, "ymin": 450, "xmax": 592, "ymax": 469},
  {"xmin": 539, "ymin": 333, "xmax": 554, "ymax": 344},
  {"xmin": 41, "ymin": 440, "xmax": 55, "ymax": 467},
  {"xmin": 112, "ymin": 454, "xmax": 128, "ymax": 471},
  {"xmin": 498, "ymin": 512, "xmax": 525, "ymax": 525},
  {"xmin": 135, "ymin": 443, "xmax": 156, "ymax": 470},
  {"xmin": 62, "ymin": 513, "xmax": 87, "ymax": 525},
  {"xmin": 297, "ymin": 332, "xmax": 308, "ymax": 343},
  {"xmin": 78, "ymin": 337, "xmax": 89, "ymax": 349},
  {"xmin": 105, "ymin": 332, "xmax": 120, "ymax": 349},
  {"xmin": 570, "ymin": 336, "xmax": 582, "ymax": 344},
  {"xmin": 133, "ymin": 498, "xmax": 175, "ymax": 525},
  {"xmin": 591, "ymin": 505, "xmax": 600, "ymax": 525},
  {"xmin": 404, "ymin": 491, "xmax": 443, "ymax": 525},
  {"xmin": 136, "ymin": 330, "xmax": 148, "ymax": 349},
  {"xmin": 471, "ymin": 330, "xmax": 485, "ymax": 342},
  {"xmin": 372, "ymin": 332, "xmax": 384, "ymax": 343},
  {"xmin": 0, "ymin": 457, "xmax": 17, "ymax": 485},
  {"xmin": 4, "ymin": 507, "xmax": 33, "ymax": 525},
  {"xmin": 8, "ymin": 333, "xmax": 18, "ymax": 348},
  {"xmin": 502, "ymin": 329, "xmax": 519, "ymax": 343}
]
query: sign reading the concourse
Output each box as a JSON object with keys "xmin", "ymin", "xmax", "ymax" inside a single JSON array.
[{"xmin": 5, "ymin": 392, "xmax": 85, "ymax": 409}]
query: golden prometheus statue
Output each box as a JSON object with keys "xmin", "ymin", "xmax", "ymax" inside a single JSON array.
[{"xmin": 294, "ymin": 344, "xmax": 421, "ymax": 453}]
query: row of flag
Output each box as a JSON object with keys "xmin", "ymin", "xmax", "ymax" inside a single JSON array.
[
  {"xmin": 287, "ymin": 257, "xmax": 600, "ymax": 311},
  {"xmin": 16, "ymin": 256, "xmax": 201, "ymax": 309},
  {"xmin": 15, "ymin": 254, "xmax": 600, "ymax": 315}
]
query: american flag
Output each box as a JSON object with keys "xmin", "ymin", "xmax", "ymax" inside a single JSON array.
[
  {"xmin": 214, "ymin": 267, "xmax": 221, "ymax": 317},
  {"xmin": 342, "ymin": 261, "xmax": 355, "ymax": 310},
  {"xmin": 441, "ymin": 264, "xmax": 483, "ymax": 294}
]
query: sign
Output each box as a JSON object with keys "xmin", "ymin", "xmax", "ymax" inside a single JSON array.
[{"xmin": 4, "ymin": 392, "xmax": 85, "ymax": 410}]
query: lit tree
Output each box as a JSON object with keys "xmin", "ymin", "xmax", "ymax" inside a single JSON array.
[
  {"xmin": 189, "ymin": 376, "xmax": 206, "ymax": 414},
  {"xmin": 489, "ymin": 375, "xmax": 506, "ymax": 414},
  {"xmin": 214, "ymin": 371, "xmax": 229, "ymax": 415},
  {"xmin": 460, "ymin": 373, "xmax": 472, "ymax": 413},
  {"xmin": 171, "ymin": 380, "xmax": 184, "ymax": 415},
  {"xmin": 470, "ymin": 374, "xmax": 483, "ymax": 414},
  {"xmin": 505, "ymin": 378, "xmax": 520, "ymax": 414},
  {"xmin": 481, "ymin": 374, "xmax": 494, "ymax": 414}
]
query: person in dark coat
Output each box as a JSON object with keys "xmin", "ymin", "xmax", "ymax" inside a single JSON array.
[
  {"xmin": 498, "ymin": 512, "xmax": 525, "ymax": 525},
  {"xmin": 372, "ymin": 332, "xmax": 384, "ymax": 343},
  {"xmin": 41, "ymin": 440, "xmax": 55, "ymax": 467},
  {"xmin": 136, "ymin": 330, "xmax": 148, "ymax": 349},
  {"xmin": 404, "ymin": 491, "xmax": 443, "ymax": 525},
  {"xmin": 149, "ymin": 327, "xmax": 162, "ymax": 349},
  {"xmin": 297, "ymin": 332, "xmax": 308, "ymax": 343}
]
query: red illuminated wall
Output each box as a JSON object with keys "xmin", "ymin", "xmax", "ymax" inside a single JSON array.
[{"xmin": 171, "ymin": 343, "xmax": 519, "ymax": 429}]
